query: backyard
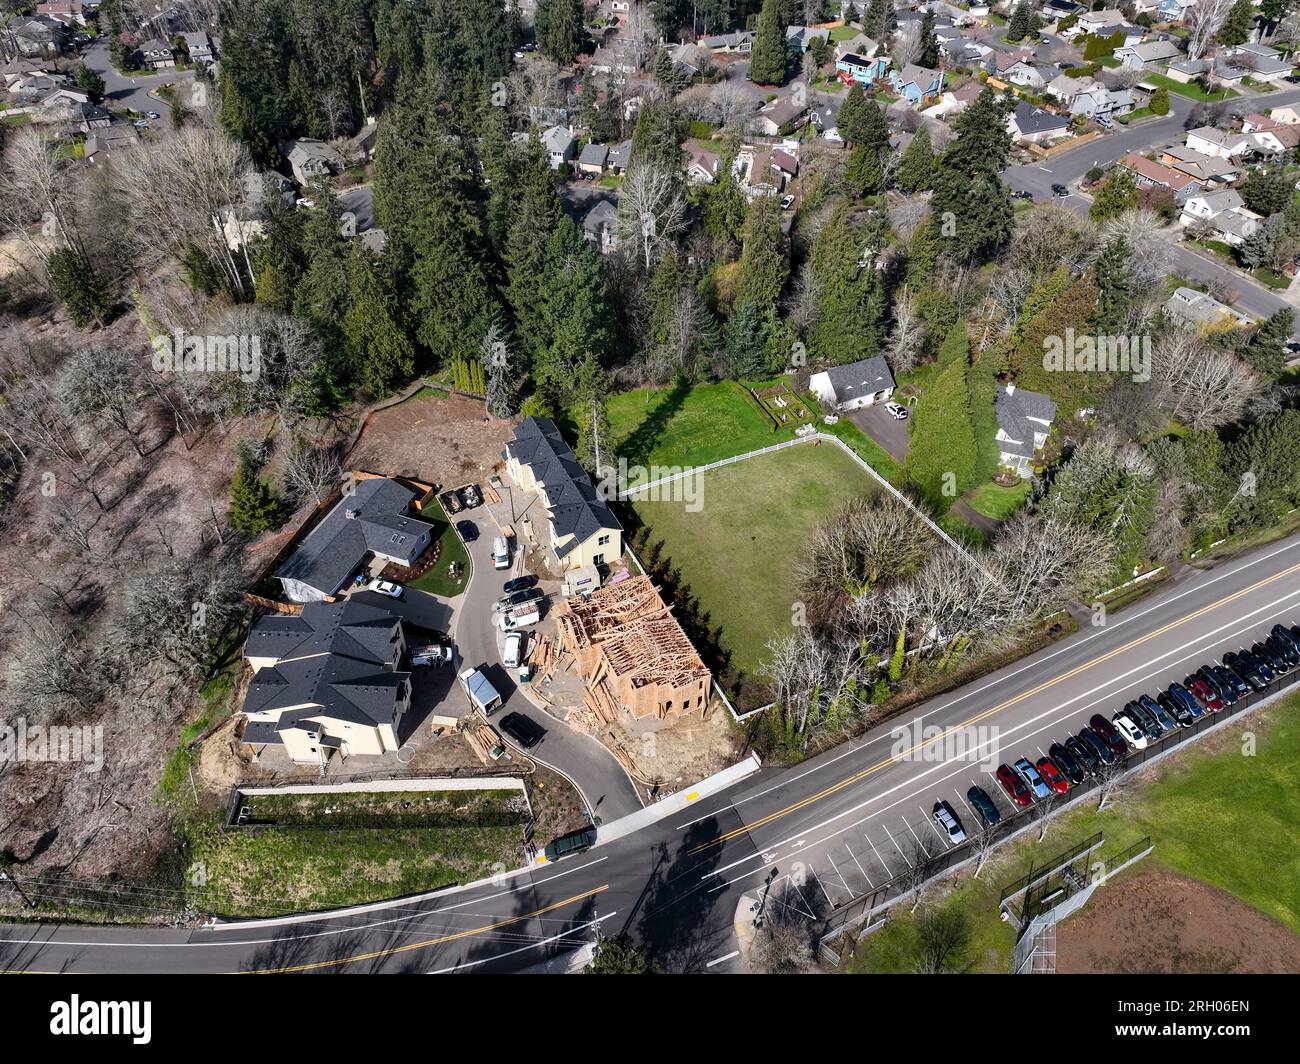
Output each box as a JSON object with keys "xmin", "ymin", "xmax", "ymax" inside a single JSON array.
[
  {"xmin": 408, "ymin": 515, "xmax": 470, "ymax": 597},
  {"xmin": 627, "ymin": 440, "xmax": 885, "ymax": 707}
]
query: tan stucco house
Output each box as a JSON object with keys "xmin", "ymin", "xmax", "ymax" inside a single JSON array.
[
  {"xmin": 504, "ymin": 417, "xmax": 623, "ymax": 572},
  {"xmin": 241, "ymin": 600, "xmax": 411, "ymax": 765}
]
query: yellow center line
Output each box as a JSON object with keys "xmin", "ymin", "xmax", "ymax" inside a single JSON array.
[
  {"xmin": 690, "ymin": 560, "xmax": 1300, "ymax": 854},
  {"xmin": 240, "ymin": 886, "xmax": 609, "ymax": 974}
]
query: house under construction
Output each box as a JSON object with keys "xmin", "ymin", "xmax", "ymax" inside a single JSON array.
[{"xmin": 555, "ymin": 575, "xmax": 712, "ymax": 733}]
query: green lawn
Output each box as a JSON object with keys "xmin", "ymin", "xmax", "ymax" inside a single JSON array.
[
  {"xmin": 851, "ymin": 691, "xmax": 1300, "ymax": 973},
  {"xmin": 829, "ymin": 25, "xmax": 861, "ymax": 41},
  {"xmin": 629, "ymin": 442, "xmax": 883, "ymax": 706},
  {"xmin": 1143, "ymin": 72, "xmax": 1238, "ymax": 101},
  {"xmin": 409, "ymin": 516, "xmax": 469, "ymax": 597},
  {"xmin": 188, "ymin": 788, "xmax": 527, "ymax": 917},
  {"xmin": 965, "ymin": 479, "xmax": 1032, "ymax": 521}
]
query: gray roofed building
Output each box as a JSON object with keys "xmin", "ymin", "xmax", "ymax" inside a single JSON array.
[
  {"xmin": 276, "ymin": 477, "xmax": 434, "ymax": 603},
  {"xmin": 542, "ymin": 124, "xmax": 577, "ymax": 169},
  {"xmin": 578, "ymin": 141, "xmax": 609, "ymax": 171},
  {"xmin": 504, "ymin": 417, "xmax": 623, "ymax": 571},
  {"xmin": 1008, "ymin": 101, "xmax": 1070, "ymax": 142},
  {"xmin": 995, "ymin": 382, "xmax": 1056, "ymax": 476},
  {"xmin": 82, "ymin": 120, "xmax": 138, "ymax": 163},
  {"xmin": 808, "ymin": 355, "xmax": 897, "ymax": 411},
  {"xmin": 581, "ymin": 198, "xmax": 619, "ymax": 255},
  {"xmin": 607, "ymin": 139, "xmax": 633, "ymax": 173},
  {"xmin": 241, "ymin": 599, "xmax": 412, "ymax": 764},
  {"xmin": 281, "ymin": 137, "xmax": 345, "ymax": 186}
]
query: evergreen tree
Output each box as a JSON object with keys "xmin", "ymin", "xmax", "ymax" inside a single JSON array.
[
  {"xmin": 343, "ymin": 245, "xmax": 415, "ymax": 398},
  {"xmin": 47, "ymin": 247, "xmax": 111, "ymax": 328},
  {"xmin": 229, "ymin": 456, "xmax": 282, "ymax": 534},
  {"xmin": 573, "ymin": 352, "xmax": 612, "ymax": 473},
  {"xmin": 725, "ymin": 300, "xmax": 771, "ymax": 379},
  {"xmin": 504, "ymin": 135, "xmax": 565, "ymax": 364},
  {"xmin": 968, "ymin": 344, "xmax": 1001, "ymax": 485},
  {"xmin": 293, "ymin": 180, "xmax": 351, "ymax": 336},
  {"xmin": 1089, "ymin": 167, "xmax": 1138, "ymax": 220},
  {"xmin": 72, "ymin": 62, "xmax": 105, "ymax": 103},
  {"xmin": 864, "ymin": 0, "xmax": 894, "ymax": 40},
  {"xmin": 703, "ymin": 140, "xmax": 749, "ymax": 243},
  {"xmin": 733, "ymin": 196, "xmax": 787, "ymax": 316},
  {"xmin": 1093, "ymin": 237, "xmax": 1132, "ymax": 335},
  {"xmin": 809, "ymin": 203, "xmax": 888, "ymax": 363},
  {"xmin": 1149, "ymin": 86, "xmax": 1170, "ymax": 115},
  {"xmin": 536, "ymin": 0, "xmax": 585, "ymax": 67},
  {"xmin": 1245, "ymin": 308, "xmax": 1294, "ymax": 377},
  {"xmin": 1227, "ymin": 408, "xmax": 1300, "ymax": 531},
  {"xmin": 749, "ymin": 0, "xmax": 789, "ymax": 86},
  {"xmin": 846, "ymin": 142, "xmax": 883, "ymax": 194},
  {"xmin": 837, "ymin": 86, "xmax": 889, "ymax": 153},
  {"xmin": 895, "ymin": 124, "xmax": 935, "ymax": 192},
  {"xmin": 1217, "ymin": 0, "xmax": 1256, "ymax": 47},
  {"xmin": 1008, "ymin": 0, "xmax": 1030, "ymax": 41},
  {"xmin": 930, "ymin": 88, "xmax": 1013, "ymax": 263},
  {"xmin": 905, "ymin": 352, "xmax": 977, "ymax": 511},
  {"xmin": 919, "ymin": 10, "xmax": 940, "ymax": 67},
  {"xmin": 536, "ymin": 215, "xmax": 614, "ymax": 403},
  {"xmin": 1240, "ymin": 167, "xmax": 1291, "ymax": 217}
]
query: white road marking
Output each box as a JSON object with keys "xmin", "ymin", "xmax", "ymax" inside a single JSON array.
[
  {"xmin": 922, "ymin": 807, "xmax": 950, "ymax": 847},
  {"xmin": 706, "ymin": 950, "xmax": 740, "ymax": 968},
  {"xmin": 882, "ymin": 822, "xmax": 907, "ymax": 860},
  {"xmin": 865, "ymin": 833, "xmax": 895, "ymax": 878},
  {"xmin": 845, "ymin": 843, "xmax": 873, "ymax": 889},
  {"xmin": 809, "ymin": 866, "xmax": 835, "ymax": 906},
  {"xmin": 826, "ymin": 851, "xmax": 853, "ymax": 895},
  {"xmin": 426, "ymin": 912, "xmax": 617, "ymax": 974}
]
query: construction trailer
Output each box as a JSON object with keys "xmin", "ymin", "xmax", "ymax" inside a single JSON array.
[{"xmin": 555, "ymin": 575, "xmax": 712, "ymax": 733}]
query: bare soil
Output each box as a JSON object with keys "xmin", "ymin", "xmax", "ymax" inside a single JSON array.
[{"xmin": 1057, "ymin": 866, "xmax": 1300, "ymax": 974}]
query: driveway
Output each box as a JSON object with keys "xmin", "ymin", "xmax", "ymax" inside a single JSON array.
[
  {"xmin": 846, "ymin": 402, "xmax": 910, "ymax": 465},
  {"xmin": 452, "ymin": 501, "xmax": 643, "ymax": 823},
  {"xmin": 81, "ymin": 38, "xmax": 194, "ymax": 118},
  {"xmin": 350, "ymin": 587, "xmax": 453, "ymax": 634}
]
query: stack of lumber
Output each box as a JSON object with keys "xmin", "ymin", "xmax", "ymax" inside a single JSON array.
[
  {"xmin": 583, "ymin": 680, "xmax": 619, "ymax": 725},
  {"xmin": 484, "ymin": 485, "xmax": 501, "ymax": 505},
  {"xmin": 462, "ymin": 721, "xmax": 504, "ymax": 765}
]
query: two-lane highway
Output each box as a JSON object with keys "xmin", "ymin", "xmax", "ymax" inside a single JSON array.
[{"xmin": 4, "ymin": 534, "xmax": 1299, "ymax": 973}]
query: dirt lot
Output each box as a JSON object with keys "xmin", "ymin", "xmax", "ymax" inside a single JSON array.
[
  {"xmin": 1057, "ymin": 866, "xmax": 1300, "ymax": 974},
  {"xmin": 348, "ymin": 387, "xmax": 513, "ymax": 488}
]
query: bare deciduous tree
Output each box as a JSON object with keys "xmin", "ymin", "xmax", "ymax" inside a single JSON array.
[
  {"xmin": 1188, "ymin": 0, "xmax": 1235, "ymax": 60},
  {"xmin": 617, "ymin": 163, "xmax": 688, "ymax": 271},
  {"xmin": 1150, "ymin": 329, "xmax": 1267, "ymax": 429}
]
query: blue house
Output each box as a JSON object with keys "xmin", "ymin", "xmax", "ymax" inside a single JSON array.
[
  {"xmin": 835, "ymin": 51, "xmax": 889, "ymax": 87},
  {"xmin": 890, "ymin": 63, "xmax": 944, "ymax": 105}
]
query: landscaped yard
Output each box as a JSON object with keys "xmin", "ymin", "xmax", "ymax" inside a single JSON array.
[
  {"xmin": 965, "ymin": 479, "xmax": 1032, "ymax": 521},
  {"xmin": 627, "ymin": 441, "xmax": 885, "ymax": 706},
  {"xmin": 188, "ymin": 788, "xmax": 529, "ymax": 917},
  {"xmin": 1143, "ymin": 72, "xmax": 1237, "ymax": 101},
  {"xmin": 408, "ymin": 516, "xmax": 470, "ymax": 597},
  {"xmin": 849, "ymin": 691, "xmax": 1300, "ymax": 973}
]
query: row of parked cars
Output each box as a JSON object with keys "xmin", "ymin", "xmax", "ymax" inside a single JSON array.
[{"xmin": 931, "ymin": 623, "xmax": 1300, "ymax": 843}]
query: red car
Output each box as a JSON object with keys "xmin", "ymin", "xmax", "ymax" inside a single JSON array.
[
  {"xmin": 1185, "ymin": 675, "xmax": 1225, "ymax": 713},
  {"xmin": 1089, "ymin": 713, "xmax": 1129, "ymax": 758},
  {"xmin": 996, "ymin": 763, "xmax": 1033, "ymax": 807},
  {"xmin": 1035, "ymin": 756, "xmax": 1070, "ymax": 794}
]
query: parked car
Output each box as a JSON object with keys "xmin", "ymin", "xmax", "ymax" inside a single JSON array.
[
  {"xmin": 1122, "ymin": 699, "xmax": 1159, "ymax": 742},
  {"xmin": 1088, "ymin": 714, "xmax": 1128, "ymax": 759},
  {"xmin": 1168, "ymin": 681, "xmax": 1204, "ymax": 720},
  {"xmin": 411, "ymin": 644, "xmax": 452, "ymax": 667},
  {"xmin": 1138, "ymin": 694, "xmax": 1175, "ymax": 735},
  {"xmin": 967, "ymin": 785, "xmax": 1001, "ymax": 826},
  {"xmin": 932, "ymin": 800, "xmax": 967, "ymax": 844},
  {"xmin": 1266, "ymin": 634, "xmax": 1298, "ymax": 669},
  {"xmin": 1112, "ymin": 710, "xmax": 1148, "ymax": 750},
  {"xmin": 883, "ymin": 401, "xmax": 909, "ymax": 421},
  {"xmin": 1224, "ymin": 650, "xmax": 1269, "ymax": 691},
  {"xmin": 543, "ymin": 825, "xmax": 597, "ymax": 862},
  {"xmin": 492, "ymin": 535, "xmax": 511, "ymax": 570},
  {"xmin": 1197, "ymin": 666, "xmax": 1237, "ymax": 705},
  {"xmin": 1158, "ymin": 691, "xmax": 1193, "ymax": 729},
  {"xmin": 780, "ymin": 193, "xmax": 795, "ymax": 210},
  {"xmin": 366, "ymin": 579, "xmax": 403, "ymax": 599},
  {"xmin": 1051, "ymin": 183, "xmax": 1068, "ymax": 197},
  {"xmin": 1271, "ymin": 623, "xmax": 1300, "ymax": 654},
  {"xmin": 1013, "ymin": 757, "xmax": 1051, "ymax": 800},
  {"xmin": 1064, "ymin": 736, "xmax": 1099, "ymax": 778},
  {"xmin": 499, "ymin": 712, "xmax": 544, "ymax": 749},
  {"xmin": 502, "ymin": 575, "xmax": 538, "ymax": 595},
  {"xmin": 1077, "ymin": 727, "xmax": 1116, "ymax": 766},
  {"xmin": 1011, "ymin": 189, "xmax": 1033, "ymax": 201},
  {"xmin": 502, "ymin": 631, "xmax": 525, "ymax": 669},
  {"xmin": 1252, "ymin": 640, "xmax": 1288, "ymax": 674},
  {"xmin": 1048, "ymin": 743, "xmax": 1084, "ymax": 786},
  {"xmin": 1211, "ymin": 663, "xmax": 1249, "ymax": 700},
  {"xmin": 495, "ymin": 587, "xmax": 545, "ymax": 613},
  {"xmin": 460, "ymin": 484, "xmax": 482, "ymax": 509},
  {"xmin": 456, "ymin": 519, "xmax": 478, "ymax": 542},
  {"xmin": 496, "ymin": 605, "xmax": 540, "ymax": 631},
  {"xmin": 147, "ymin": 110, "xmax": 160, "ymax": 119},
  {"xmin": 996, "ymin": 763, "xmax": 1033, "ymax": 807},
  {"xmin": 1035, "ymin": 757, "xmax": 1070, "ymax": 794},
  {"xmin": 1185, "ymin": 675, "xmax": 1225, "ymax": 713}
]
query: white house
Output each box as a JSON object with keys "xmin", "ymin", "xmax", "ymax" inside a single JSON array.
[
  {"xmin": 1185, "ymin": 126, "xmax": 1253, "ymax": 160},
  {"xmin": 995, "ymin": 383, "xmax": 1056, "ymax": 478},
  {"xmin": 809, "ymin": 356, "xmax": 897, "ymax": 411}
]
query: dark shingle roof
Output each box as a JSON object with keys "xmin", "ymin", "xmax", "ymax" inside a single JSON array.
[
  {"xmin": 506, "ymin": 417, "xmax": 621, "ymax": 559},
  {"xmin": 820, "ymin": 356, "xmax": 896, "ymax": 404},
  {"xmin": 995, "ymin": 385, "xmax": 1056, "ymax": 458},
  {"xmin": 242, "ymin": 599, "xmax": 409, "ymax": 734},
  {"xmin": 276, "ymin": 478, "xmax": 432, "ymax": 597}
]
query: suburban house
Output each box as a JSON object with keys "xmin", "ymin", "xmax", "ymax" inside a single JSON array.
[
  {"xmin": 607, "ymin": 139, "xmax": 633, "ymax": 174},
  {"xmin": 1185, "ymin": 126, "xmax": 1252, "ymax": 160},
  {"xmin": 578, "ymin": 141, "xmax": 609, "ymax": 177},
  {"xmin": 1159, "ymin": 144, "xmax": 1240, "ymax": 185},
  {"xmin": 809, "ymin": 355, "xmax": 897, "ymax": 411},
  {"xmin": 810, "ymin": 102, "xmax": 841, "ymax": 141},
  {"xmin": 178, "ymin": 30, "xmax": 214, "ymax": 65},
  {"xmin": 276, "ymin": 477, "xmax": 434, "ymax": 603},
  {"xmin": 1226, "ymin": 43, "xmax": 1292, "ymax": 85},
  {"xmin": 1000, "ymin": 57, "xmax": 1051, "ymax": 90},
  {"xmin": 890, "ymin": 63, "xmax": 944, "ymax": 105},
  {"xmin": 504, "ymin": 417, "xmax": 623, "ymax": 573},
  {"xmin": 1048, "ymin": 74, "xmax": 1133, "ymax": 119},
  {"xmin": 241, "ymin": 600, "xmax": 411, "ymax": 765},
  {"xmin": 36, "ymin": 85, "xmax": 89, "ymax": 121},
  {"xmin": 1165, "ymin": 57, "xmax": 1211, "ymax": 83},
  {"xmin": 752, "ymin": 97, "xmax": 805, "ymax": 136},
  {"xmin": 1040, "ymin": 0, "xmax": 1083, "ymax": 18},
  {"xmin": 582, "ymin": 199, "xmax": 619, "ymax": 255},
  {"xmin": 1119, "ymin": 152, "xmax": 1200, "ymax": 202},
  {"xmin": 1270, "ymin": 105, "xmax": 1300, "ymax": 125},
  {"xmin": 733, "ymin": 147, "xmax": 782, "ymax": 198},
  {"xmin": 1179, "ymin": 188, "xmax": 1245, "ymax": 225},
  {"xmin": 344, "ymin": 117, "xmax": 379, "ymax": 163},
  {"xmin": 835, "ymin": 32, "xmax": 878, "ymax": 61},
  {"xmin": 34, "ymin": 1, "xmax": 90, "ymax": 24},
  {"xmin": 1114, "ymin": 40, "xmax": 1181, "ymax": 70},
  {"xmin": 665, "ymin": 43, "xmax": 702, "ymax": 78},
  {"xmin": 1156, "ymin": 0, "xmax": 1196, "ymax": 18},
  {"xmin": 924, "ymin": 79, "xmax": 982, "ymax": 118},
  {"xmin": 1241, "ymin": 113, "xmax": 1300, "ymax": 154},
  {"xmin": 786, "ymin": 25, "xmax": 830, "ymax": 51},
  {"xmin": 4, "ymin": 14, "xmax": 68, "ymax": 56},
  {"xmin": 137, "ymin": 38, "xmax": 176, "ymax": 69},
  {"xmin": 82, "ymin": 121, "xmax": 139, "ymax": 163},
  {"xmin": 542, "ymin": 124, "xmax": 578, "ymax": 169},
  {"xmin": 281, "ymin": 138, "xmax": 345, "ymax": 186},
  {"xmin": 836, "ymin": 50, "xmax": 890, "ymax": 86},
  {"xmin": 995, "ymin": 383, "xmax": 1056, "ymax": 478},
  {"xmin": 1165, "ymin": 286, "xmax": 1253, "ymax": 329},
  {"xmin": 220, "ymin": 171, "xmax": 297, "ymax": 250},
  {"xmin": 701, "ymin": 30, "xmax": 753, "ymax": 52},
  {"xmin": 1211, "ymin": 59, "xmax": 1249, "ymax": 90},
  {"xmin": 940, "ymin": 37, "xmax": 989, "ymax": 67},
  {"xmin": 1205, "ymin": 207, "xmax": 1262, "ymax": 246},
  {"xmin": 685, "ymin": 142, "xmax": 721, "ymax": 184},
  {"xmin": 1007, "ymin": 102, "xmax": 1070, "ymax": 145}
]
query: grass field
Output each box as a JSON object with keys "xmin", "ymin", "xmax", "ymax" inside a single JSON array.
[
  {"xmin": 188, "ymin": 789, "xmax": 528, "ymax": 917},
  {"xmin": 629, "ymin": 441, "xmax": 882, "ymax": 705},
  {"xmin": 1143, "ymin": 72, "xmax": 1238, "ymax": 101},
  {"xmin": 409, "ymin": 516, "xmax": 469, "ymax": 597},
  {"xmin": 966, "ymin": 479, "xmax": 1032, "ymax": 521},
  {"xmin": 849, "ymin": 692, "xmax": 1300, "ymax": 973}
]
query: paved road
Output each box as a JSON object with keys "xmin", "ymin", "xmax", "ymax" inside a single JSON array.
[
  {"xmin": 1003, "ymin": 80, "xmax": 1300, "ymax": 330},
  {"xmin": 81, "ymin": 37, "xmax": 193, "ymax": 118},
  {"xmin": 452, "ymin": 510, "xmax": 643, "ymax": 823},
  {"xmin": 4, "ymin": 532, "xmax": 1298, "ymax": 973}
]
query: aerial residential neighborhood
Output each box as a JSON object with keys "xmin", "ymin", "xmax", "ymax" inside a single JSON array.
[{"xmin": 0, "ymin": 0, "xmax": 1299, "ymax": 1010}]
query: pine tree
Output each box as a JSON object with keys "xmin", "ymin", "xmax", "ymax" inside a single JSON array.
[
  {"xmin": 809, "ymin": 203, "xmax": 887, "ymax": 363},
  {"xmin": 537, "ymin": 0, "xmax": 585, "ymax": 67},
  {"xmin": 293, "ymin": 180, "xmax": 351, "ymax": 336},
  {"xmin": 919, "ymin": 10, "xmax": 940, "ymax": 67},
  {"xmin": 536, "ymin": 215, "xmax": 614, "ymax": 404},
  {"xmin": 48, "ymin": 247, "xmax": 112, "ymax": 328},
  {"xmin": 734, "ymin": 196, "xmax": 787, "ymax": 316},
  {"xmin": 505, "ymin": 135, "xmax": 565, "ymax": 364},
  {"xmin": 703, "ymin": 140, "xmax": 749, "ymax": 243},
  {"xmin": 229, "ymin": 457, "xmax": 282, "ymax": 534},
  {"xmin": 725, "ymin": 300, "xmax": 770, "ymax": 380},
  {"xmin": 930, "ymin": 88, "xmax": 1014, "ymax": 263},
  {"xmin": 1093, "ymin": 237, "xmax": 1132, "ymax": 335},
  {"xmin": 837, "ymin": 86, "xmax": 889, "ymax": 153},
  {"xmin": 749, "ymin": 0, "xmax": 789, "ymax": 86},
  {"xmin": 846, "ymin": 143, "xmax": 883, "ymax": 194},
  {"xmin": 574, "ymin": 352, "xmax": 612, "ymax": 474},
  {"xmin": 895, "ymin": 124, "xmax": 935, "ymax": 192},
  {"xmin": 1217, "ymin": 0, "xmax": 1256, "ymax": 47},
  {"xmin": 1149, "ymin": 87, "xmax": 1170, "ymax": 115},
  {"xmin": 1245, "ymin": 309, "xmax": 1294, "ymax": 377},
  {"xmin": 905, "ymin": 353, "xmax": 977, "ymax": 511},
  {"xmin": 1089, "ymin": 167, "xmax": 1138, "ymax": 220},
  {"xmin": 342, "ymin": 244, "xmax": 415, "ymax": 398}
]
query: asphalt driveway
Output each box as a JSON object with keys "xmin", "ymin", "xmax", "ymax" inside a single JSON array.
[{"xmin": 846, "ymin": 402, "xmax": 911, "ymax": 465}]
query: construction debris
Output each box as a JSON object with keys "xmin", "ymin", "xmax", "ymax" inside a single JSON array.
[
  {"xmin": 461, "ymin": 720, "xmax": 505, "ymax": 765},
  {"xmin": 556, "ymin": 575, "xmax": 711, "ymax": 730}
]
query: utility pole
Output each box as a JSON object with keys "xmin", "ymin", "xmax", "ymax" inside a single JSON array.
[{"xmin": 0, "ymin": 870, "xmax": 35, "ymax": 908}]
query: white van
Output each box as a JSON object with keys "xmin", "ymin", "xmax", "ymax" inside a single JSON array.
[
  {"xmin": 492, "ymin": 535, "xmax": 510, "ymax": 570},
  {"xmin": 503, "ymin": 631, "xmax": 525, "ymax": 669},
  {"xmin": 496, "ymin": 605, "xmax": 540, "ymax": 631}
]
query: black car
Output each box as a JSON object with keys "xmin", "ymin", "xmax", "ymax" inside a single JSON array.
[
  {"xmin": 544, "ymin": 825, "xmax": 596, "ymax": 862},
  {"xmin": 456, "ymin": 519, "xmax": 478, "ymax": 542},
  {"xmin": 499, "ymin": 712, "xmax": 545, "ymax": 748},
  {"xmin": 1158, "ymin": 691, "xmax": 1193, "ymax": 729},
  {"xmin": 1210, "ymin": 664, "xmax": 1247, "ymax": 701},
  {"xmin": 1253, "ymin": 640, "xmax": 1288, "ymax": 674},
  {"xmin": 502, "ymin": 575, "xmax": 538, "ymax": 595},
  {"xmin": 496, "ymin": 587, "xmax": 544, "ymax": 612},
  {"xmin": 1048, "ymin": 742, "xmax": 1084, "ymax": 785},
  {"xmin": 1051, "ymin": 183, "xmax": 1068, "ymax": 197},
  {"xmin": 1011, "ymin": 189, "xmax": 1033, "ymax": 201},
  {"xmin": 1168, "ymin": 681, "xmax": 1204, "ymax": 720},
  {"xmin": 1224, "ymin": 651, "xmax": 1269, "ymax": 691},
  {"xmin": 966, "ymin": 784, "xmax": 1001, "ymax": 827},
  {"xmin": 1126, "ymin": 699, "xmax": 1161, "ymax": 741},
  {"xmin": 1078, "ymin": 727, "xmax": 1116, "ymax": 766},
  {"xmin": 1065, "ymin": 735, "xmax": 1100, "ymax": 777},
  {"xmin": 1196, "ymin": 666, "xmax": 1236, "ymax": 705},
  {"xmin": 459, "ymin": 484, "xmax": 482, "ymax": 509},
  {"xmin": 1267, "ymin": 633, "xmax": 1298, "ymax": 669},
  {"xmin": 1139, "ymin": 694, "xmax": 1176, "ymax": 735},
  {"xmin": 1271, "ymin": 623, "xmax": 1300, "ymax": 654}
]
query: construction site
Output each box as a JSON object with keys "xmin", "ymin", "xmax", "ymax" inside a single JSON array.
[{"xmin": 555, "ymin": 574, "xmax": 713, "ymax": 735}]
